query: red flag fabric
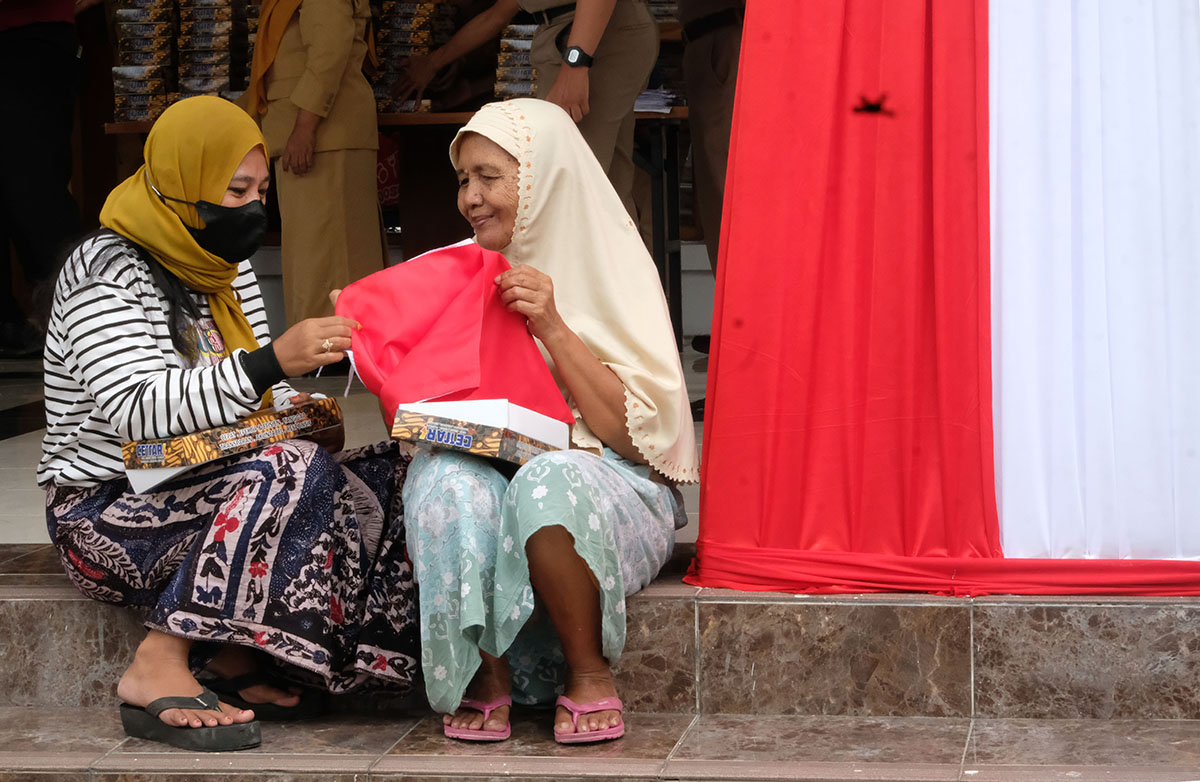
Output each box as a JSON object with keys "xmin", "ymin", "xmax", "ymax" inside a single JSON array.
[
  {"xmin": 688, "ymin": 0, "xmax": 1200, "ymax": 596},
  {"xmin": 690, "ymin": 0, "xmax": 1000, "ymax": 590},
  {"xmin": 336, "ymin": 241, "xmax": 575, "ymax": 425},
  {"xmin": 694, "ymin": 543, "xmax": 1200, "ymax": 597}
]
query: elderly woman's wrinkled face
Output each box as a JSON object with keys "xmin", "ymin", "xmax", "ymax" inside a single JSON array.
[{"xmin": 455, "ymin": 133, "xmax": 520, "ymax": 251}]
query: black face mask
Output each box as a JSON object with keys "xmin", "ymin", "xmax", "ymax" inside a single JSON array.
[
  {"xmin": 150, "ymin": 177, "xmax": 269, "ymax": 264},
  {"xmin": 187, "ymin": 198, "xmax": 269, "ymax": 264}
]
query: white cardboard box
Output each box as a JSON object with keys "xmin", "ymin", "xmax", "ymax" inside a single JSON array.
[{"xmin": 391, "ymin": 399, "xmax": 569, "ymax": 465}]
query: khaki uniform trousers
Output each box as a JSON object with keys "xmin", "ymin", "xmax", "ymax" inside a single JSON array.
[
  {"xmin": 532, "ymin": 0, "xmax": 659, "ymax": 219},
  {"xmin": 682, "ymin": 20, "xmax": 740, "ymax": 272},
  {"xmin": 276, "ymin": 148, "xmax": 386, "ymax": 325}
]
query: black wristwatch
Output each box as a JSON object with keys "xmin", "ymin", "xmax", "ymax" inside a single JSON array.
[{"xmin": 562, "ymin": 45, "xmax": 594, "ymax": 68}]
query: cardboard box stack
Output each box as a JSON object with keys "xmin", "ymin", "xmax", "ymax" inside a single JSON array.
[
  {"xmin": 110, "ymin": 0, "xmax": 259, "ymax": 120},
  {"xmin": 636, "ymin": 2, "xmax": 684, "ymax": 112},
  {"xmin": 373, "ymin": 0, "xmax": 453, "ymax": 112},
  {"xmin": 176, "ymin": 0, "xmax": 249, "ymax": 102},
  {"xmin": 112, "ymin": 1, "xmax": 178, "ymax": 122},
  {"xmin": 646, "ymin": 0, "xmax": 678, "ymax": 24},
  {"xmin": 494, "ymin": 23, "xmax": 536, "ymax": 100}
]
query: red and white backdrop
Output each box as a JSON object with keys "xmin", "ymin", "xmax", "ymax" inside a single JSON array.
[{"xmin": 689, "ymin": 0, "xmax": 1200, "ymax": 595}]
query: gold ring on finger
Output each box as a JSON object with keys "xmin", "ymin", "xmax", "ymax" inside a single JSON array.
[{"xmin": 321, "ymin": 338, "xmax": 333, "ymax": 353}]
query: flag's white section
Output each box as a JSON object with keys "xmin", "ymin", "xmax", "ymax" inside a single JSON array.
[{"xmin": 991, "ymin": 0, "xmax": 1200, "ymax": 558}]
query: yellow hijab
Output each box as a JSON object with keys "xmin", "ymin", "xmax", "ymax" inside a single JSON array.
[{"xmin": 99, "ymin": 95, "xmax": 266, "ymax": 380}]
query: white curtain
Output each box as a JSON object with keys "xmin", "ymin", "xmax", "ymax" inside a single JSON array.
[{"xmin": 990, "ymin": 0, "xmax": 1200, "ymax": 558}]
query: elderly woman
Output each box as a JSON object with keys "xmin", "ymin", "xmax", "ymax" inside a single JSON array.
[
  {"xmin": 37, "ymin": 96, "xmax": 418, "ymax": 752},
  {"xmin": 402, "ymin": 98, "xmax": 699, "ymax": 743}
]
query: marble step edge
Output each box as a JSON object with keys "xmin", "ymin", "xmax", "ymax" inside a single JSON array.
[
  {"xmin": 9, "ymin": 581, "xmax": 1200, "ymax": 723},
  {"xmin": 9, "ymin": 577, "xmax": 1200, "ymax": 606},
  {"xmin": 5, "ymin": 709, "xmax": 1200, "ymax": 782},
  {"xmin": 12, "ymin": 540, "xmax": 1200, "ymax": 606}
]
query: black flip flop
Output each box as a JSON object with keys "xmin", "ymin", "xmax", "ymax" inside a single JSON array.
[
  {"xmin": 202, "ymin": 672, "xmax": 327, "ymax": 721},
  {"xmin": 119, "ymin": 687, "xmax": 261, "ymax": 752}
]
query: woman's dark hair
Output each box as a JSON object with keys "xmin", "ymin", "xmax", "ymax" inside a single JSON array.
[{"xmin": 69, "ymin": 228, "xmax": 202, "ymax": 360}]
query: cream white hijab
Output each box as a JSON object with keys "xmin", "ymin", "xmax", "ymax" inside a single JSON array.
[{"xmin": 451, "ymin": 99, "xmax": 699, "ymax": 483}]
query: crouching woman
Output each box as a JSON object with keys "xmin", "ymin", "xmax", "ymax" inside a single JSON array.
[{"xmin": 37, "ymin": 96, "xmax": 418, "ymax": 751}]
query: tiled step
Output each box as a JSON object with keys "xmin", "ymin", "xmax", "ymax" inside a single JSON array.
[
  {"xmin": 4, "ymin": 707, "xmax": 1200, "ymax": 781},
  {"xmin": 693, "ymin": 591, "xmax": 1200, "ymax": 720},
  {"xmin": 6, "ymin": 543, "xmax": 1200, "ymax": 779},
  {"xmin": 7, "ymin": 542, "xmax": 1200, "ymax": 720}
]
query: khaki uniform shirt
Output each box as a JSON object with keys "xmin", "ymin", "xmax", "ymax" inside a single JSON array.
[{"xmin": 260, "ymin": 0, "xmax": 377, "ymax": 156}]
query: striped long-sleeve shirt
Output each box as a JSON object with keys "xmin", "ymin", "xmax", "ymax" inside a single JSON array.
[{"xmin": 38, "ymin": 232, "xmax": 295, "ymax": 487}]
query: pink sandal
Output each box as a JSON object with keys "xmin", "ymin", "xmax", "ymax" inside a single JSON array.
[
  {"xmin": 553, "ymin": 695, "xmax": 625, "ymax": 744},
  {"xmin": 442, "ymin": 696, "xmax": 512, "ymax": 741}
]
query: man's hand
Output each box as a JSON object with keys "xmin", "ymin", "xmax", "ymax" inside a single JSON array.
[
  {"xmin": 545, "ymin": 66, "xmax": 590, "ymax": 123},
  {"xmin": 281, "ymin": 109, "xmax": 320, "ymax": 176},
  {"xmin": 391, "ymin": 54, "xmax": 441, "ymax": 107}
]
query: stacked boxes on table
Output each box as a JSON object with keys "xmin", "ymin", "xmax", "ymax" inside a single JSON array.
[
  {"xmin": 646, "ymin": 0, "xmax": 678, "ymax": 24},
  {"xmin": 373, "ymin": 1, "xmax": 452, "ymax": 112},
  {"xmin": 637, "ymin": 2, "xmax": 684, "ymax": 112},
  {"xmin": 176, "ymin": 0, "xmax": 249, "ymax": 102},
  {"xmin": 110, "ymin": 0, "xmax": 257, "ymax": 120},
  {"xmin": 494, "ymin": 23, "xmax": 536, "ymax": 100},
  {"xmin": 112, "ymin": 1, "xmax": 177, "ymax": 122}
]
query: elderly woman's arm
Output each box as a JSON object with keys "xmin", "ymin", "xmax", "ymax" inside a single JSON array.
[
  {"xmin": 540, "ymin": 325, "xmax": 641, "ymax": 462},
  {"xmin": 495, "ymin": 264, "xmax": 643, "ymax": 463}
]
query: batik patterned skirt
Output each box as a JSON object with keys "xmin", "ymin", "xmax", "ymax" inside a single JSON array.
[
  {"xmin": 45, "ymin": 439, "xmax": 419, "ymax": 694},
  {"xmin": 402, "ymin": 447, "xmax": 685, "ymax": 714}
]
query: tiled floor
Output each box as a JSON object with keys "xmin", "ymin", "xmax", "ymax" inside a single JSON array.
[
  {"xmin": 4, "ymin": 706, "xmax": 1200, "ymax": 780},
  {"xmin": 0, "ymin": 349, "xmax": 711, "ymax": 545}
]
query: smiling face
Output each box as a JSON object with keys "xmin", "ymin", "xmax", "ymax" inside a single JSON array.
[
  {"xmin": 455, "ymin": 132, "xmax": 520, "ymax": 251},
  {"xmin": 220, "ymin": 147, "xmax": 270, "ymax": 208}
]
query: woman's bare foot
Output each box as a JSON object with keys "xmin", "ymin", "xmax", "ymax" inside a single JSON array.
[
  {"xmin": 555, "ymin": 664, "xmax": 622, "ymax": 736},
  {"xmin": 444, "ymin": 651, "xmax": 511, "ymax": 733},
  {"xmin": 116, "ymin": 630, "xmax": 255, "ymax": 728},
  {"xmin": 206, "ymin": 644, "xmax": 301, "ymax": 708}
]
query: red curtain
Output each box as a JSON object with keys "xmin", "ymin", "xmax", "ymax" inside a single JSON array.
[
  {"xmin": 692, "ymin": 0, "xmax": 998, "ymax": 586},
  {"xmin": 688, "ymin": 0, "xmax": 1200, "ymax": 596},
  {"xmin": 694, "ymin": 544, "xmax": 1200, "ymax": 597}
]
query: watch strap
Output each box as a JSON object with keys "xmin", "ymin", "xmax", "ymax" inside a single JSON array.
[{"xmin": 563, "ymin": 45, "xmax": 594, "ymax": 68}]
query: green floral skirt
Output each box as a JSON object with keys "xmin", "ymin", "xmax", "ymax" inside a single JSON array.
[{"xmin": 401, "ymin": 447, "xmax": 684, "ymax": 712}]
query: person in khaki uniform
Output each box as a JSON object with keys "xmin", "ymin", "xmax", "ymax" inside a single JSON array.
[
  {"xmin": 244, "ymin": 0, "xmax": 386, "ymax": 325},
  {"xmin": 680, "ymin": 0, "xmax": 742, "ymax": 272},
  {"xmin": 394, "ymin": 0, "xmax": 658, "ymax": 220}
]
